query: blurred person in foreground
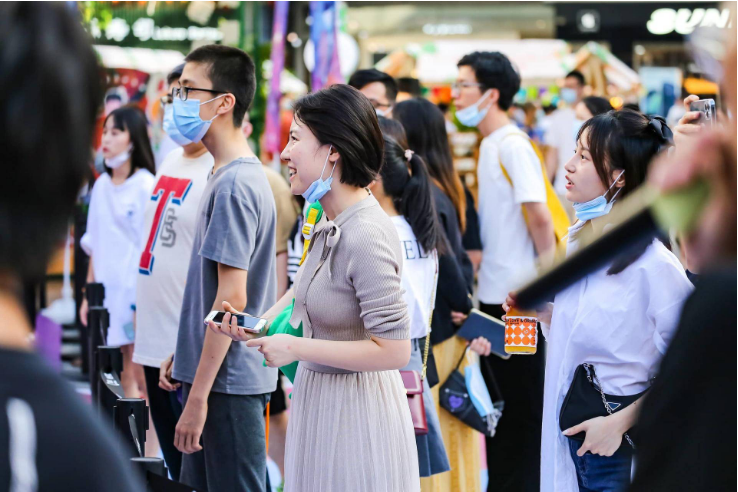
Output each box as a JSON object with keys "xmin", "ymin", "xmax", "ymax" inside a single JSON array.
[
  {"xmin": 630, "ymin": 12, "xmax": 737, "ymax": 490},
  {"xmin": 0, "ymin": 3, "xmax": 141, "ymax": 490}
]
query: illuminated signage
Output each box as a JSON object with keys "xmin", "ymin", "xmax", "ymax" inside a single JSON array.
[
  {"xmin": 646, "ymin": 8, "xmax": 731, "ymax": 35},
  {"xmin": 89, "ymin": 17, "xmax": 224, "ymax": 43}
]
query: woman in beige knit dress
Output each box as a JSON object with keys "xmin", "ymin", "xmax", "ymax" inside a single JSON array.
[{"xmin": 213, "ymin": 85, "xmax": 420, "ymax": 492}]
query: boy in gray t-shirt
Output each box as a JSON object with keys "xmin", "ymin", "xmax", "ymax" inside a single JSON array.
[{"xmin": 164, "ymin": 45, "xmax": 277, "ymax": 492}]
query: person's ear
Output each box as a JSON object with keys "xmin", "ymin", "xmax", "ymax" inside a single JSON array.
[
  {"xmin": 328, "ymin": 146, "xmax": 340, "ymax": 164},
  {"xmin": 217, "ymin": 93, "xmax": 237, "ymax": 116},
  {"xmin": 487, "ymin": 88, "xmax": 500, "ymax": 109},
  {"xmin": 611, "ymin": 169, "xmax": 626, "ymax": 188}
]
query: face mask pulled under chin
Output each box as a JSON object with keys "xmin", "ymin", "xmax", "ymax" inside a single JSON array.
[
  {"xmin": 572, "ymin": 170, "xmax": 625, "ymax": 222},
  {"xmin": 105, "ymin": 144, "xmax": 133, "ymax": 169},
  {"xmin": 301, "ymin": 145, "xmax": 336, "ymax": 204},
  {"xmin": 456, "ymin": 90, "xmax": 492, "ymax": 127}
]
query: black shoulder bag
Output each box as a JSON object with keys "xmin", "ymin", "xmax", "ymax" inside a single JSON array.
[{"xmin": 559, "ymin": 363, "xmax": 650, "ymax": 450}]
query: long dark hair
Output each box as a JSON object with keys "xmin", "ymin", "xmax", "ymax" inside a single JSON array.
[
  {"xmin": 578, "ymin": 109, "xmax": 673, "ymax": 274},
  {"xmin": 393, "ymin": 98, "xmax": 467, "ymax": 232},
  {"xmin": 103, "ymin": 106, "xmax": 155, "ymax": 177},
  {"xmin": 378, "ymin": 123, "xmax": 445, "ymax": 255}
]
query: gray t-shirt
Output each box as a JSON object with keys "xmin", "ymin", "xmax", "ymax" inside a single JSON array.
[{"xmin": 172, "ymin": 157, "xmax": 278, "ymax": 395}]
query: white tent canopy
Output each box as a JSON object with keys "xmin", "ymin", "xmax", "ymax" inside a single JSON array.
[
  {"xmin": 414, "ymin": 39, "xmax": 570, "ymax": 83},
  {"xmin": 93, "ymin": 45, "xmax": 185, "ymax": 74}
]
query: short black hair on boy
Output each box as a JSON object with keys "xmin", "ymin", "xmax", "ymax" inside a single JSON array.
[
  {"xmin": 293, "ymin": 84, "xmax": 384, "ymax": 188},
  {"xmin": 348, "ymin": 69, "xmax": 398, "ymax": 103},
  {"xmin": 566, "ymin": 70, "xmax": 586, "ymax": 87},
  {"xmin": 185, "ymin": 44, "xmax": 256, "ymax": 127},
  {"xmin": 167, "ymin": 63, "xmax": 185, "ymax": 86},
  {"xmin": 0, "ymin": 3, "xmax": 102, "ymax": 283},
  {"xmin": 457, "ymin": 51, "xmax": 520, "ymax": 111}
]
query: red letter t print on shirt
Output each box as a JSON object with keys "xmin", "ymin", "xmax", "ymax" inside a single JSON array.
[{"xmin": 138, "ymin": 176, "xmax": 192, "ymax": 275}]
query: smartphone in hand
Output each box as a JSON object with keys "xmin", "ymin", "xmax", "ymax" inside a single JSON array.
[
  {"xmin": 204, "ymin": 311, "xmax": 267, "ymax": 334},
  {"xmin": 689, "ymin": 98, "xmax": 716, "ymax": 128}
]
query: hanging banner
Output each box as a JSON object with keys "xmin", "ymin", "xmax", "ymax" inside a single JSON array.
[
  {"xmin": 265, "ymin": 1, "xmax": 289, "ymax": 154},
  {"xmin": 309, "ymin": 1, "xmax": 342, "ymax": 91}
]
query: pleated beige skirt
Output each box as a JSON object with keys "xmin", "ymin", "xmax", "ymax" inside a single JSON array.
[{"xmin": 284, "ymin": 365, "xmax": 420, "ymax": 492}]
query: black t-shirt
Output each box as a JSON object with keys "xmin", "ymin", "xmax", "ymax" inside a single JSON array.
[
  {"xmin": 630, "ymin": 265, "xmax": 736, "ymax": 491},
  {"xmin": 0, "ymin": 348, "xmax": 143, "ymax": 491}
]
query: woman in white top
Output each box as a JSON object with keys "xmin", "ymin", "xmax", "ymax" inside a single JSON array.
[
  {"xmin": 506, "ymin": 110, "xmax": 693, "ymax": 492},
  {"xmin": 80, "ymin": 106, "xmax": 156, "ymax": 398}
]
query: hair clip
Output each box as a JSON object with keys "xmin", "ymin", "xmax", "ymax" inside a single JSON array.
[
  {"xmin": 404, "ymin": 149, "xmax": 414, "ymax": 162},
  {"xmin": 647, "ymin": 116, "xmax": 674, "ymax": 144}
]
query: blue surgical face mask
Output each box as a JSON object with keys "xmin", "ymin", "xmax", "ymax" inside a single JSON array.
[
  {"xmin": 163, "ymin": 104, "xmax": 192, "ymax": 146},
  {"xmin": 172, "ymin": 94, "xmax": 226, "ymax": 143},
  {"xmin": 301, "ymin": 145, "xmax": 335, "ymax": 204},
  {"xmin": 456, "ymin": 89, "xmax": 491, "ymax": 127},
  {"xmin": 560, "ymin": 87, "xmax": 578, "ymax": 105},
  {"xmin": 573, "ymin": 170, "xmax": 625, "ymax": 222}
]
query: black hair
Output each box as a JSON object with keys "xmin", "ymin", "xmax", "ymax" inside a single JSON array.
[
  {"xmin": 377, "ymin": 117, "xmax": 408, "ymax": 147},
  {"xmin": 566, "ymin": 70, "xmax": 586, "ymax": 87},
  {"xmin": 0, "ymin": 3, "xmax": 102, "ymax": 284},
  {"xmin": 380, "ymin": 134, "xmax": 445, "ymax": 255},
  {"xmin": 457, "ymin": 51, "xmax": 520, "ymax": 111},
  {"xmin": 293, "ymin": 84, "xmax": 383, "ymax": 188},
  {"xmin": 393, "ymin": 98, "xmax": 467, "ymax": 231},
  {"xmin": 348, "ymin": 69, "xmax": 398, "ymax": 103},
  {"xmin": 167, "ymin": 63, "xmax": 185, "ymax": 86},
  {"xmin": 577, "ymin": 110, "xmax": 674, "ymax": 274},
  {"xmin": 184, "ymin": 44, "xmax": 256, "ymax": 127},
  {"xmin": 622, "ymin": 103, "xmax": 641, "ymax": 113},
  {"xmin": 103, "ymin": 106, "xmax": 156, "ymax": 178},
  {"xmin": 397, "ymin": 77, "xmax": 422, "ymax": 97},
  {"xmin": 581, "ymin": 96, "xmax": 613, "ymax": 118}
]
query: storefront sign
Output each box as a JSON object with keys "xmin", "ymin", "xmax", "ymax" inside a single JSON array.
[
  {"xmin": 88, "ymin": 17, "xmax": 224, "ymax": 43},
  {"xmin": 646, "ymin": 7, "xmax": 731, "ymax": 35}
]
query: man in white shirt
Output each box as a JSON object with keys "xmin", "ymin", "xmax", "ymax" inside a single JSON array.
[
  {"xmin": 544, "ymin": 70, "xmax": 586, "ymax": 206},
  {"xmin": 453, "ymin": 50, "xmax": 554, "ymax": 492},
  {"xmin": 133, "ymin": 64, "xmax": 214, "ymax": 480}
]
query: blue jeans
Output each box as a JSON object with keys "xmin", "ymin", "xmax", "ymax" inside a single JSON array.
[{"xmin": 567, "ymin": 438, "xmax": 632, "ymax": 492}]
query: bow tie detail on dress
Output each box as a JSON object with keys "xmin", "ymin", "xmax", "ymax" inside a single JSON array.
[{"xmin": 308, "ymin": 220, "xmax": 342, "ymax": 278}]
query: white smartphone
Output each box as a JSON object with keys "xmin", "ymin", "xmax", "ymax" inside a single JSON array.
[{"xmin": 204, "ymin": 310, "xmax": 267, "ymax": 334}]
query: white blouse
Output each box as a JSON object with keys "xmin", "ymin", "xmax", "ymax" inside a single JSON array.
[{"xmin": 540, "ymin": 219, "xmax": 694, "ymax": 492}]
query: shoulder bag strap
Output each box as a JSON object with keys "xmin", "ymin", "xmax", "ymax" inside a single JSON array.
[{"xmin": 421, "ymin": 250, "xmax": 439, "ymax": 381}]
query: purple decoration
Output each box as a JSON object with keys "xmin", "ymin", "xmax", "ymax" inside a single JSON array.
[
  {"xmin": 449, "ymin": 395, "xmax": 464, "ymax": 410},
  {"xmin": 35, "ymin": 313, "xmax": 61, "ymax": 372},
  {"xmin": 265, "ymin": 1, "xmax": 289, "ymax": 154}
]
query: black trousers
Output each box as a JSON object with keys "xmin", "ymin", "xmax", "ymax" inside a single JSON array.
[
  {"xmin": 480, "ymin": 302, "xmax": 545, "ymax": 492},
  {"xmin": 143, "ymin": 365, "xmax": 183, "ymax": 481}
]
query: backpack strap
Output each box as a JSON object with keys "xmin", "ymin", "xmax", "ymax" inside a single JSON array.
[{"xmin": 497, "ymin": 131, "xmax": 570, "ymax": 245}]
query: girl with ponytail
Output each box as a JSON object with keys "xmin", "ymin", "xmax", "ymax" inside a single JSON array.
[{"xmin": 369, "ymin": 120, "xmax": 451, "ymax": 478}]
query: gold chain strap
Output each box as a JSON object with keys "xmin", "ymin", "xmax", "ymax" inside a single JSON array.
[{"xmin": 421, "ymin": 250, "xmax": 438, "ymax": 381}]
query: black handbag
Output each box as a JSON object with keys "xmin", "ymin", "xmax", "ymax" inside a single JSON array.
[
  {"xmin": 439, "ymin": 348, "xmax": 504, "ymax": 437},
  {"xmin": 559, "ymin": 363, "xmax": 649, "ymax": 449}
]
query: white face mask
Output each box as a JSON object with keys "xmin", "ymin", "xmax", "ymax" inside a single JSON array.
[{"xmin": 105, "ymin": 144, "xmax": 133, "ymax": 169}]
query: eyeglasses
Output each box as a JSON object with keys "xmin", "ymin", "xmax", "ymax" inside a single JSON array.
[
  {"xmin": 368, "ymin": 99, "xmax": 392, "ymax": 110},
  {"xmin": 171, "ymin": 86, "xmax": 227, "ymax": 102},
  {"xmin": 451, "ymin": 82, "xmax": 484, "ymax": 91}
]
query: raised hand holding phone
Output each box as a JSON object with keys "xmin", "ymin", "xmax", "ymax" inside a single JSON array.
[{"xmin": 206, "ymin": 301, "xmax": 266, "ymax": 341}]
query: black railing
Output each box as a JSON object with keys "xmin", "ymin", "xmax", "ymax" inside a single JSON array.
[{"xmin": 86, "ymin": 282, "xmax": 201, "ymax": 492}]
